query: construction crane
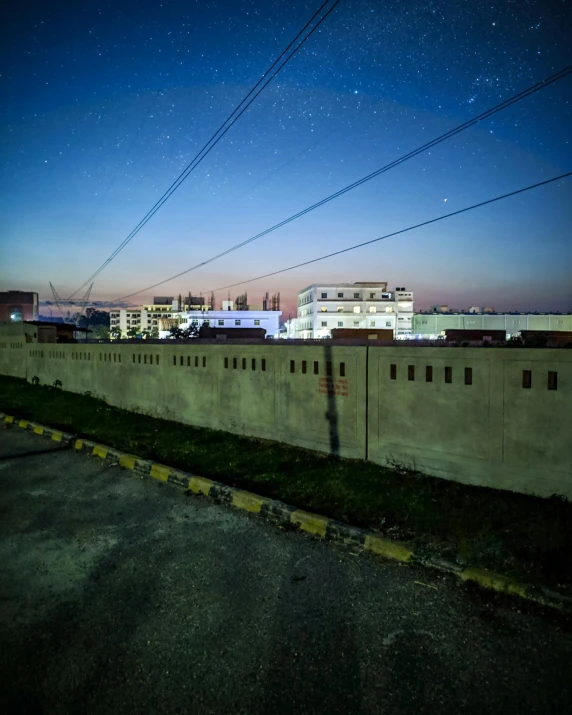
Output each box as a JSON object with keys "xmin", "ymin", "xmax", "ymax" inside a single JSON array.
[{"xmin": 49, "ymin": 282, "xmax": 94, "ymax": 325}]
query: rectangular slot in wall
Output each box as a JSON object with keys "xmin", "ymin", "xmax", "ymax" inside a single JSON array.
[
  {"xmin": 172, "ymin": 356, "xmax": 176, "ymax": 366},
  {"xmin": 224, "ymin": 357, "xmax": 229, "ymax": 369},
  {"xmin": 202, "ymin": 356, "xmax": 206, "ymax": 368},
  {"xmin": 445, "ymin": 366, "xmax": 452, "ymax": 383},
  {"xmin": 390, "ymin": 363, "xmax": 397, "ymax": 380},
  {"xmin": 425, "ymin": 365, "xmax": 432, "ymax": 382},
  {"xmin": 464, "ymin": 367, "xmax": 473, "ymax": 385},
  {"xmin": 187, "ymin": 356, "xmax": 191, "ymax": 367},
  {"xmin": 340, "ymin": 362, "xmax": 345, "ymax": 377},
  {"xmin": 522, "ymin": 369, "xmax": 532, "ymax": 389},
  {"xmin": 143, "ymin": 355, "xmax": 147, "ymax": 365},
  {"xmin": 314, "ymin": 361, "xmax": 319, "ymax": 375},
  {"xmin": 408, "ymin": 365, "xmax": 415, "ymax": 381},
  {"xmin": 302, "ymin": 360, "xmax": 307, "ymax": 374},
  {"xmin": 196, "ymin": 356, "xmax": 199, "ymax": 368},
  {"xmin": 290, "ymin": 360, "xmax": 295, "ymax": 373},
  {"xmin": 548, "ymin": 371, "xmax": 558, "ymax": 391},
  {"xmin": 242, "ymin": 357, "xmax": 247, "ymax": 370},
  {"xmin": 262, "ymin": 358, "xmax": 266, "ymax": 372},
  {"xmin": 252, "ymin": 358, "xmax": 256, "ymax": 370},
  {"xmin": 233, "ymin": 357, "xmax": 237, "ymax": 369}
]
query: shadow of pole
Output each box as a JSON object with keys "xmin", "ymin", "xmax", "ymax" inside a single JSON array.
[{"xmin": 324, "ymin": 343, "xmax": 340, "ymax": 456}]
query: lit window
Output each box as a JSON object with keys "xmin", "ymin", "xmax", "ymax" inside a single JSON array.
[
  {"xmin": 320, "ymin": 306, "xmax": 327, "ymax": 312},
  {"xmin": 254, "ymin": 319, "xmax": 260, "ymax": 326},
  {"xmin": 337, "ymin": 307, "xmax": 343, "ymax": 312},
  {"xmin": 370, "ymin": 293, "xmax": 375, "ymax": 299},
  {"xmin": 369, "ymin": 306, "xmax": 376, "ymax": 313},
  {"xmin": 353, "ymin": 306, "xmax": 360, "ymax": 313},
  {"xmin": 385, "ymin": 307, "xmax": 393, "ymax": 313}
]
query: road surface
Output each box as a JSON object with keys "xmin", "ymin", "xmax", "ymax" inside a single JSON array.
[{"xmin": 0, "ymin": 427, "xmax": 571, "ymax": 714}]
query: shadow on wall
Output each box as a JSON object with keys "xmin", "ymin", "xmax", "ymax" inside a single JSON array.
[{"xmin": 323, "ymin": 343, "xmax": 339, "ymax": 457}]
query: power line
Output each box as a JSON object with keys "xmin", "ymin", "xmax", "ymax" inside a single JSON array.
[
  {"xmin": 114, "ymin": 64, "xmax": 572, "ymax": 302},
  {"xmin": 203, "ymin": 171, "xmax": 571, "ymax": 293},
  {"xmin": 69, "ymin": 0, "xmax": 341, "ymax": 297}
]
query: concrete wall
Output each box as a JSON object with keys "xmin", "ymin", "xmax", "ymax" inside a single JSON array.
[
  {"xmin": 0, "ymin": 330, "xmax": 570, "ymax": 499},
  {"xmin": 367, "ymin": 347, "xmax": 571, "ymax": 498},
  {"xmin": 19, "ymin": 341, "xmax": 367, "ymax": 460}
]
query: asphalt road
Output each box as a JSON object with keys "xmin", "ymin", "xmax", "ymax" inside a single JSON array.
[{"xmin": 1, "ymin": 427, "xmax": 571, "ymax": 715}]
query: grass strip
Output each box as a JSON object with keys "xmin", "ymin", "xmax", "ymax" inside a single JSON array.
[{"xmin": 1, "ymin": 375, "xmax": 570, "ymax": 589}]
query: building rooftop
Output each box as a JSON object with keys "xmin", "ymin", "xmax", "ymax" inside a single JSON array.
[{"xmin": 416, "ymin": 310, "xmax": 572, "ymax": 316}]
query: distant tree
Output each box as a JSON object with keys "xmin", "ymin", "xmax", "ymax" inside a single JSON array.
[
  {"xmin": 183, "ymin": 323, "xmax": 200, "ymax": 338},
  {"xmin": 110, "ymin": 326, "xmax": 122, "ymax": 340},
  {"xmin": 126, "ymin": 327, "xmax": 139, "ymax": 338},
  {"xmin": 150, "ymin": 327, "xmax": 159, "ymax": 339},
  {"xmin": 91, "ymin": 325, "xmax": 110, "ymax": 340},
  {"xmin": 77, "ymin": 309, "xmax": 110, "ymax": 329},
  {"xmin": 169, "ymin": 325, "xmax": 184, "ymax": 340}
]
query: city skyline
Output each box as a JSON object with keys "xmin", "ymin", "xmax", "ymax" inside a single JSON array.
[{"xmin": 2, "ymin": 0, "xmax": 571, "ymax": 318}]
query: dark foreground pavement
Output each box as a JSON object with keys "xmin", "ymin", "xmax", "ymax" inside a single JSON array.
[{"xmin": 0, "ymin": 429, "xmax": 571, "ymax": 715}]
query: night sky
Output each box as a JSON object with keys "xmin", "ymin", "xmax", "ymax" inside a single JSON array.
[{"xmin": 1, "ymin": 0, "xmax": 571, "ymax": 316}]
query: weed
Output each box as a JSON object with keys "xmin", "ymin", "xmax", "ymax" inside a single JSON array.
[{"xmin": 0, "ymin": 374, "xmax": 570, "ymax": 587}]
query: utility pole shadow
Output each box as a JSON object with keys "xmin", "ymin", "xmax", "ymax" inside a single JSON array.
[{"xmin": 324, "ymin": 343, "xmax": 340, "ymax": 456}]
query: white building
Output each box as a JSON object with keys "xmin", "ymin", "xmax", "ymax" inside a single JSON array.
[
  {"xmin": 110, "ymin": 301, "xmax": 175, "ymax": 338},
  {"xmin": 296, "ymin": 283, "xmax": 414, "ymax": 339},
  {"xmin": 110, "ymin": 296, "xmax": 209, "ymax": 338},
  {"xmin": 281, "ymin": 317, "xmax": 299, "ymax": 339},
  {"xmin": 413, "ymin": 312, "xmax": 572, "ymax": 339},
  {"xmin": 172, "ymin": 310, "xmax": 281, "ymax": 338},
  {"xmin": 111, "ymin": 305, "xmax": 281, "ymax": 339}
]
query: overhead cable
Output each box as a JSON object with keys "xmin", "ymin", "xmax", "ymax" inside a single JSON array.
[
  {"xmin": 114, "ymin": 64, "xmax": 572, "ymax": 301},
  {"xmin": 204, "ymin": 172, "xmax": 571, "ymax": 293},
  {"xmin": 69, "ymin": 0, "xmax": 341, "ymax": 297}
]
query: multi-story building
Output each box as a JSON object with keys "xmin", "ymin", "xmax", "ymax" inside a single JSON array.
[
  {"xmin": 296, "ymin": 283, "xmax": 414, "ymax": 339},
  {"xmin": 110, "ymin": 298, "xmax": 175, "ymax": 337},
  {"xmin": 0, "ymin": 290, "xmax": 39, "ymax": 322},
  {"xmin": 174, "ymin": 310, "xmax": 281, "ymax": 339},
  {"xmin": 412, "ymin": 312, "xmax": 572, "ymax": 339},
  {"xmin": 110, "ymin": 298, "xmax": 282, "ymax": 339},
  {"xmin": 110, "ymin": 296, "xmax": 214, "ymax": 337}
]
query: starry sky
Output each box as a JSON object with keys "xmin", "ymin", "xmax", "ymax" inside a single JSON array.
[{"xmin": 1, "ymin": 0, "xmax": 571, "ymax": 317}]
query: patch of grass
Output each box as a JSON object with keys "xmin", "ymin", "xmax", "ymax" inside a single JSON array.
[{"xmin": 1, "ymin": 375, "xmax": 571, "ymax": 588}]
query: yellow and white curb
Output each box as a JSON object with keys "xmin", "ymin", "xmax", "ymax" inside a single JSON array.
[
  {"xmin": 2, "ymin": 411, "xmax": 570, "ymax": 613},
  {"xmin": 2, "ymin": 413, "xmax": 73, "ymax": 445}
]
